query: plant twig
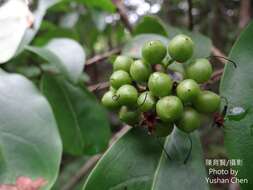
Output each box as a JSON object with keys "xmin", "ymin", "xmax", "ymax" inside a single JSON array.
[
  {"xmin": 211, "ymin": 68, "xmax": 224, "ymax": 80},
  {"xmin": 203, "ymin": 68, "xmax": 224, "ymax": 88},
  {"xmin": 88, "ymin": 81, "xmax": 109, "ymax": 92},
  {"xmin": 211, "ymin": 46, "xmax": 227, "ymax": 64},
  {"xmin": 62, "ymin": 155, "xmax": 101, "ymax": 190},
  {"xmin": 187, "ymin": 0, "xmax": 193, "ymax": 30},
  {"xmin": 239, "ymin": 0, "xmax": 251, "ymax": 29},
  {"xmin": 86, "ymin": 48, "xmax": 121, "ymax": 66},
  {"xmin": 113, "ymin": 0, "xmax": 133, "ymax": 33}
]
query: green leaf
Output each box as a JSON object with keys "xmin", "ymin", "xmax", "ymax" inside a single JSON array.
[
  {"xmin": 26, "ymin": 38, "xmax": 86, "ymax": 83},
  {"xmin": 16, "ymin": 0, "xmax": 60, "ymax": 54},
  {"xmin": 220, "ymin": 22, "xmax": 253, "ymax": 189},
  {"xmin": 83, "ymin": 128, "xmax": 161, "ymax": 190},
  {"xmin": 0, "ymin": 70, "xmax": 62, "ymax": 189},
  {"xmin": 33, "ymin": 20, "xmax": 79, "ymax": 46},
  {"xmin": 76, "ymin": 0, "xmax": 116, "ymax": 13},
  {"xmin": 151, "ymin": 129, "xmax": 208, "ymax": 190},
  {"xmin": 41, "ymin": 74, "xmax": 111, "ymax": 155},
  {"xmin": 122, "ymin": 34, "xmax": 169, "ymax": 58},
  {"xmin": 83, "ymin": 128, "xmax": 208, "ymax": 190},
  {"xmin": 0, "ymin": 1, "xmax": 31, "ymax": 64},
  {"xmin": 133, "ymin": 15, "xmax": 168, "ymax": 37}
]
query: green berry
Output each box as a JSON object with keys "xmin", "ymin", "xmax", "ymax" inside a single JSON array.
[
  {"xmin": 101, "ymin": 91, "xmax": 119, "ymax": 110},
  {"xmin": 176, "ymin": 79, "xmax": 200, "ymax": 103},
  {"xmin": 194, "ymin": 90, "xmax": 221, "ymax": 113},
  {"xmin": 168, "ymin": 34, "xmax": 194, "ymax": 62},
  {"xmin": 156, "ymin": 96, "xmax": 183, "ymax": 122},
  {"xmin": 176, "ymin": 107, "xmax": 201, "ymax": 133},
  {"xmin": 113, "ymin": 55, "xmax": 133, "ymax": 72},
  {"xmin": 148, "ymin": 72, "xmax": 172, "ymax": 97},
  {"xmin": 186, "ymin": 58, "xmax": 213, "ymax": 83},
  {"xmin": 116, "ymin": 84, "xmax": 138, "ymax": 106},
  {"xmin": 142, "ymin": 40, "xmax": 167, "ymax": 65},
  {"xmin": 130, "ymin": 60, "xmax": 151, "ymax": 82},
  {"xmin": 155, "ymin": 121, "xmax": 174, "ymax": 137},
  {"xmin": 109, "ymin": 86, "xmax": 117, "ymax": 93},
  {"xmin": 110, "ymin": 70, "xmax": 131, "ymax": 89},
  {"xmin": 119, "ymin": 106, "xmax": 140, "ymax": 125},
  {"xmin": 137, "ymin": 91, "xmax": 156, "ymax": 112}
]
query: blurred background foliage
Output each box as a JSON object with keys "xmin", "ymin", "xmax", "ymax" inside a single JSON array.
[{"xmin": 2, "ymin": 0, "xmax": 252, "ymax": 190}]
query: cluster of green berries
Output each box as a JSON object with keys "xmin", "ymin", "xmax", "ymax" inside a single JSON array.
[{"xmin": 102, "ymin": 34, "xmax": 221, "ymax": 136}]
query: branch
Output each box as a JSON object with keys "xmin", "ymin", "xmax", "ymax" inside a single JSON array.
[
  {"xmin": 88, "ymin": 81, "xmax": 109, "ymax": 92},
  {"xmin": 202, "ymin": 68, "xmax": 224, "ymax": 89},
  {"xmin": 239, "ymin": 0, "xmax": 251, "ymax": 29},
  {"xmin": 62, "ymin": 125, "xmax": 131, "ymax": 190},
  {"xmin": 187, "ymin": 0, "xmax": 194, "ymax": 30},
  {"xmin": 113, "ymin": 0, "xmax": 133, "ymax": 33},
  {"xmin": 211, "ymin": 46, "xmax": 227, "ymax": 64},
  {"xmin": 62, "ymin": 155, "xmax": 101, "ymax": 190},
  {"xmin": 86, "ymin": 48, "xmax": 121, "ymax": 66}
]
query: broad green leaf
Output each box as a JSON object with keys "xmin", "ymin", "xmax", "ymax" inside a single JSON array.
[
  {"xmin": 0, "ymin": 0, "xmax": 32, "ymax": 64},
  {"xmin": 220, "ymin": 22, "xmax": 253, "ymax": 189},
  {"xmin": 41, "ymin": 74, "xmax": 111, "ymax": 155},
  {"xmin": 33, "ymin": 20, "xmax": 79, "ymax": 46},
  {"xmin": 133, "ymin": 15, "xmax": 168, "ymax": 37},
  {"xmin": 122, "ymin": 34, "xmax": 169, "ymax": 58},
  {"xmin": 0, "ymin": 70, "xmax": 62, "ymax": 189},
  {"xmin": 83, "ymin": 128, "xmax": 162, "ymax": 190},
  {"xmin": 16, "ymin": 0, "xmax": 60, "ymax": 54},
  {"xmin": 76, "ymin": 0, "xmax": 116, "ymax": 13},
  {"xmin": 151, "ymin": 129, "xmax": 208, "ymax": 190},
  {"xmin": 26, "ymin": 38, "xmax": 86, "ymax": 83},
  {"xmin": 83, "ymin": 128, "xmax": 208, "ymax": 190}
]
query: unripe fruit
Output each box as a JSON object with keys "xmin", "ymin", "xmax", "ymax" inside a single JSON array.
[
  {"xmin": 130, "ymin": 60, "xmax": 151, "ymax": 82},
  {"xmin": 137, "ymin": 91, "xmax": 156, "ymax": 112},
  {"xmin": 142, "ymin": 40, "xmax": 167, "ymax": 65},
  {"xmin": 194, "ymin": 90, "xmax": 221, "ymax": 113},
  {"xmin": 186, "ymin": 58, "xmax": 212, "ymax": 83},
  {"xmin": 119, "ymin": 106, "xmax": 140, "ymax": 125},
  {"xmin": 113, "ymin": 55, "xmax": 133, "ymax": 72},
  {"xmin": 156, "ymin": 96, "xmax": 183, "ymax": 122},
  {"xmin": 168, "ymin": 34, "xmax": 194, "ymax": 62},
  {"xmin": 109, "ymin": 86, "xmax": 117, "ymax": 93},
  {"xmin": 110, "ymin": 70, "xmax": 131, "ymax": 89},
  {"xmin": 176, "ymin": 107, "xmax": 201, "ymax": 133},
  {"xmin": 176, "ymin": 79, "xmax": 200, "ymax": 103},
  {"xmin": 148, "ymin": 72, "xmax": 172, "ymax": 97},
  {"xmin": 116, "ymin": 84, "xmax": 138, "ymax": 106},
  {"xmin": 155, "ymin": 121, "xmax": 174, "ymax": 137},
  {"xmin": 101, "ymin": 91, "xmax": 119, "ymax": 109}
]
